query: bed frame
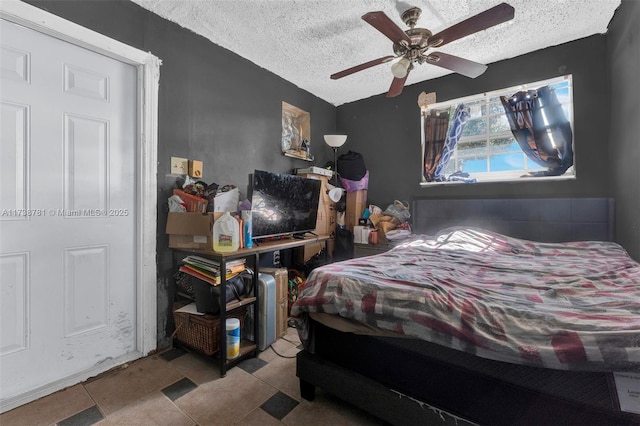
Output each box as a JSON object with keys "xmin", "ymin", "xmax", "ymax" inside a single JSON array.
[
  {"xmin": 411, "ymin": 197, "xmax": 615, "ymax": 242},
  {"xmin": 296, "ymin": 198, "xmax": 639, "ymax": 425}
]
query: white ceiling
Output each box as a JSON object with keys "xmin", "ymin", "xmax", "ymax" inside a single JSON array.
[{"xmin": 130, "ymin": 0, "xmax": 621, "ymax": 106}]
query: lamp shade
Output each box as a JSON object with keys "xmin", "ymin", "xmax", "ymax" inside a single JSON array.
[
  {"xmin": 324, "ymin": 134, "xmax": 347, "ymax": 148},
  {"xmin": 327, "ymin": 187, "xmax": 345, "ymax": 203},
  {"xmin": 391, "ymin": 57, "xmax": 410, "ymax": 79}
]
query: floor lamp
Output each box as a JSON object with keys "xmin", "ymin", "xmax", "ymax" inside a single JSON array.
[
  {"xmin": 324, "ymin": 135, "xmax": 347, "ymax": 203},
  {"xmin": 324, "ymin": 135, "xmax": 347, "ymax": 188}
]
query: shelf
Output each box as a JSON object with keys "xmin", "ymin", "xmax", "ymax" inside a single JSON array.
[
  {"xmin": 172, "ymin": 236, "xmax": 329, "ymax": 377},
  {"xmin": 174, "ymin": 295, "xmax": 255, "ymax": 314},
  {"xmin": 226, "ymin": 341, "xmax": 257, "ymax": 365},
  {"xmin": 179, "ymin": 234, "xmax": 330, "ymax": 259},
  {"xmin": 226, "ymin": 296, "xmax": 256, "ymax": 312}
]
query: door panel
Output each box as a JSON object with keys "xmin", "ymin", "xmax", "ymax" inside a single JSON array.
[
  {"xmin": 0, "ymin": 19, "xmax": 137, "ymax": 400},
  {"xmin": 0, "ymin": 101, "xmax": 28, "ymax": 212},
  {"xmin": 0, "ymin": 253, "xmax": 28, "ymax": 356}
]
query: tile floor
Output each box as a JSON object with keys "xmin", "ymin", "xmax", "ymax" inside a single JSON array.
[{"xmin": 0, "ymin": 327, "xmax": 384, "ymax": 426}]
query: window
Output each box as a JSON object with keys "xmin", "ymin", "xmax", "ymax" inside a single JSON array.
[{"xmin": 420, "ymin": 75, "xmax": 574, "ymax": 185}]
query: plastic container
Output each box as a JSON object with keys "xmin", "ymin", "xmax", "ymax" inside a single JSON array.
[
  {"xmin": 213, "ymin": 211, "xmax": 240, "ymax": 252},
  {"xmin": 226, "ymin": 317, "xmax": 240, "ymax": 359},
  {"xmin": 242, "ymin": 210, "xmax": 253, "ymax": 249}
]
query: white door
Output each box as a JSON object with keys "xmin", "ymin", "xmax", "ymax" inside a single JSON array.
[{"xmin": 0, "ymin": 18, "xmax": 137, "ymax": 402}]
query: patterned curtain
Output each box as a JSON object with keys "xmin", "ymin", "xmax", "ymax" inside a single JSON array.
[
  {"xmin": 500, "ymin": 86, "xmax": 573, "ymax": 176},
  {"xmin": 423, "ymin": 109, "xmax": 449, "ymax": 182},
  {"xmin": 435, "ymin": 104, "xmax": 470, "ymax": 181},
  {"xmin": 423, "ymin": 104, "xmax": 469, "ymax": 182}
]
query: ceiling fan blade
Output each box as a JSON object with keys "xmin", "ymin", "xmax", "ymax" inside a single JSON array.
[
  {"xmin": 426, "ymin": 52, "xmax": 488, "ymax": 78},
  {"xmin": 330, "ymin": 55, "xmax": 395, "ymax": 80},
  {"xmin": 386, "ymin": 71, "xmax": 409, "ymax": 98},
  {"xmin": 428, "ymin": 3, "xmax": 515, "ymax": 47},
  {"xmin": 362, "ymin": 11, "xmax": 412, "ymax": 46}
]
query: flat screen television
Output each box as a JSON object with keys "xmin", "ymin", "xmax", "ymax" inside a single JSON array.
[{"xmin": 250, "ymin": 170, "xmax": 321, "ymax": 240}]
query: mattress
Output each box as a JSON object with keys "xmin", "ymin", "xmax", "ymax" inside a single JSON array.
[{"xmin": 291, "ymin": 227, "xmax": 640, "ymax": 372}]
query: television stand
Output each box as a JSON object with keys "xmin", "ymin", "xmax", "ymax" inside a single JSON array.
[{"xmin": 294, "ymin": 232, "xmax": 316, "ymax": 239}]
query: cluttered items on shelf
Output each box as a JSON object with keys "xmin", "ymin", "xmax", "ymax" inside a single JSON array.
[
  {"xmin": 175, "ymin": 255, "xmax": 251, "ymax": 315},
  {"xmin": 168, "ymin": 175, "xmax": 239, "ymax": 214},
  {"xmin": 178, "ymin": 255, "xmax": 246, "ymax": 285},
  {"xmin": 166, "ymin": 170, "xmax": 333, "ymax": 253},
  {"xmin": 352, "ymin": 200, "xmax": 413, "ymax": 246}
]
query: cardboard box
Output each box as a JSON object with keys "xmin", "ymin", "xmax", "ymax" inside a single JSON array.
[
  {"xmin": 260, "ymin": 267, "xmax": 288, "ymax": 338},
  {"xmin": 295, "ymin": 173, "xmax": 336, "ymax": 263},
  {"xmin": 166, "ymin": 212, "xmax": 222, "ymax": 249},
  {"xmin": 346, "ymin": 190, "xmax": 367, "ymax": 232}
]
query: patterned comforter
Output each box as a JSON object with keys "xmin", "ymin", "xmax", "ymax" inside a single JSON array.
[{"xmin": 291, "ymin": 227, "xmax": 640, "ymax": 372}]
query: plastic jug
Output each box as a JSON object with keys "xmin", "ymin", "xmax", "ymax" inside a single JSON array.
[{"xmin": 213, "ymin": 211, "xmax": 240, "ymax": 252}]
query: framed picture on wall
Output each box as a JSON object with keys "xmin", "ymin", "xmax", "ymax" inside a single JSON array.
[{"xmin": 282, "ymin": 101, "xmax": 313, "ymax": 161}]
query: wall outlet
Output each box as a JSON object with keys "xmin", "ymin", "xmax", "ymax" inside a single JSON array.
[{"xmin": 170, "ymin": 157, "xmax": 188, "ymax": 175}]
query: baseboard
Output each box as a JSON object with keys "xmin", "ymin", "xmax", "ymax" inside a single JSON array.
[{"xmin": 0, "ymin": 351, "xmax": 142, "ymax": 414}]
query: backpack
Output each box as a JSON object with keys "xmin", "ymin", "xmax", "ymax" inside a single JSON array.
[{"xmin": 337, "ymin": 151, "xmax": 367, "ymax": 181}]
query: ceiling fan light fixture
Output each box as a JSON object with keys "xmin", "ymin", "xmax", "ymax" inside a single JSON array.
[
  {"xmin": 391, "ymin": 57, "xmax": 411, "ymax": 79},
  {"xmin": 332, "ymin": 4, "xmax": 516, "ymax": 97}
]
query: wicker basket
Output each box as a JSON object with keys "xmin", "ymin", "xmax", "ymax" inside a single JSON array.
[{"xmin": 172, "ymin": 303, "xmax": 246, "ymax": 356}]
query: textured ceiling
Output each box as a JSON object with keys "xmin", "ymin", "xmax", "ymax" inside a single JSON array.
[{"xmin": 130, "ymin": 0, "xmax": 621, "ymax": 106}]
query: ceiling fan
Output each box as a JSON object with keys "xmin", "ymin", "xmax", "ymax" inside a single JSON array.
[{"xmin": 330, "ymin": 3, "xmax": 515, "ymax": 98}]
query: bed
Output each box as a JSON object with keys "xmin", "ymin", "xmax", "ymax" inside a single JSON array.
[{"xmin": 292, "ymin": 198, "xmax": 640, "ymax": 425}]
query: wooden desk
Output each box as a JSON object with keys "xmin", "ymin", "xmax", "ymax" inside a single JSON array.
[{"xmin": 183, "ymin": 234, "xmax": 329, "ymax": 258}]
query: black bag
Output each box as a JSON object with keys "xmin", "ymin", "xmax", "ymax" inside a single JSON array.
[
  {"xmin": 192, "ymin": 274, "xmax": 248, "ymax": 314},
  {"xmin": 337, "ymin": 151, "xmax": 367, "ymax": 181},
  {"xmin": 333, "ymin": 227, "xmax": 354, "ymax": 262}
]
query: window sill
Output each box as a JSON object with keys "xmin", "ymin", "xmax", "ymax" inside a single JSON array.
[{"xmin": 419, "ymin": 173, "xmax": 576, "ymax": 187}]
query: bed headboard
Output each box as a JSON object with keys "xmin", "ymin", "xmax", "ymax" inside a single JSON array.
[{"xmin": 411, "ymin": 198, "xmax": 615, "ymax": 242}]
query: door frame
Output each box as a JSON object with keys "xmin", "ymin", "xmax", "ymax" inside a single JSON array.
[{"xmin": 0, "ymin": 1, "xmax": 159, "ymax": 412}]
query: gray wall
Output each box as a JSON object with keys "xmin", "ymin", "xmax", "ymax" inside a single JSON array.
[
  {"xmin": 607, "ymin": 0, "xmax": 640, "ymax": 261},
  {"xmin": 336, "ymin": 35, "xmax": 611, "ymax": 209},
  {"xmin": 25, "ymin": 0, "xmax": 337, "ymax": 348}
]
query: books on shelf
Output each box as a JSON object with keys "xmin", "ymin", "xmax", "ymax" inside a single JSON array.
[
  {"xmin": 178, "ymin": 265, "xmax": 242, "ymax": 285},
  {"xmin": 179, "ymin": 255, "xmax": 246, "ymax": 286}
]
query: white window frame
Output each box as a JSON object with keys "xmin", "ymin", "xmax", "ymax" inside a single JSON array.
[{"xmin": 420, "ymin": 75, "xmax": 575, "ymax": 186}]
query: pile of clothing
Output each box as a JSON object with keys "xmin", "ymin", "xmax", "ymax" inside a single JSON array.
[{"xmin": 365, "ymin": 201, "xmax": 412, "ymax": 244}]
